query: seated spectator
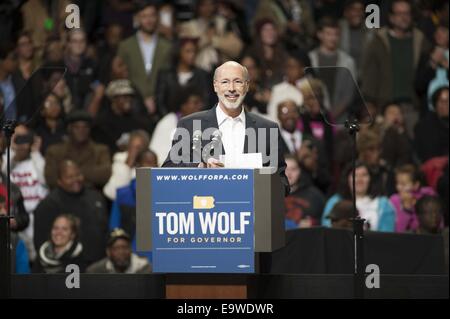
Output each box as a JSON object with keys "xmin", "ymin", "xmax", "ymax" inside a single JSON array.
[
  {"xmin": 44, "ymin": 110, "xmax": 111, "ymax": 189},
  {"xmin": 86, "ymin": 228, "xmax": 151, "ymax": 274},
  {"xmin": 33, "ymin": 214, "xmax": 84, "ymax": 273},
  {"xmin": 414, "ymin": 86, "xmax": 449, "ymax": 163},
  {"xmin": 155, "ymin": 37, "xmax": 213, "ymax": 115},
  {"xmin": 414, "ymin": 196, "xmax": 444, "ymax": 235},
  {"xmin": 357, "ymin": 129, "xmax": 396, "ymax": 196},
  {"xmin": 322, "ymin": 162, "xmax": 395, "ymax": 232},
  {"xmin": 92, "ymin": 79, "xmax": 151, "ymax": 155},
  {"xmin": 390, "ymin": 164, "xmax": 436, "ymax": 233},
  {"xmin": 380, "ymin": 102, "xmax": 413, "ymax": 168},
  {"xmin": 2, "ymin": 124, "xmax": 47, "ymax": 261},
  {"xmin": 34, "ymin": 93, "xmax": 66, "ymax": 155},
  {"xmin": 284, "ymin": 155, "xmax": 325, "ymax": 227},
  {"xmin": 240, "ymin": 54, "xmax": 271, "ymax": 114},
  {"xmin": 35, "ymin": 160, "xmax": 108, "ymax": 266},
  {"xmin": 266, "ymin": 51, "xmax": 308, "ymax": 121},
  {"xmin": 327, "ymin": 200, "xmax": 355, "ymax": 231},
  {"xmin": 151, "ymin": 87, "xmax": 204, "ymax": 167},
  {"xmin": 103, "ymin": 131, "xmax": 154, "ymax": 201},
  {"xmin": 277, "ymin": 99, "xmax": 303, "ymax": 155},
  {"xmin": 109, "ymin": 149, "xmax": 159, "ymax": 246}
]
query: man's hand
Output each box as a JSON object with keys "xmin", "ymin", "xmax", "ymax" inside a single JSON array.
[
  {"xmin": 144, "ymin": 96, "xmax": 157, "ymax": 115},
  {"xmin": 206, "ymin": 157, "xmax": 224, "ymax": 168}
]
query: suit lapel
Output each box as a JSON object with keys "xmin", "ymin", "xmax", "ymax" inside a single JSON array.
[
  {"xmin": 244, "ymin": 111, "xmax": 257, "ymax": 154},
  {"xmin": 130, "ymin": 35, "xmax": 147, "ymax": 76}
]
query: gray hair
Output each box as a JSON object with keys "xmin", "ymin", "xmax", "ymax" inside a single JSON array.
[{"xmin": 213, "ymin": 61, "xmax": 249, "ymax": 82}]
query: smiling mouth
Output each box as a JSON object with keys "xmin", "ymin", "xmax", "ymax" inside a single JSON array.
[{"xmin": 225, "ymin": 94, "xmax": 240, "ymax": 100}]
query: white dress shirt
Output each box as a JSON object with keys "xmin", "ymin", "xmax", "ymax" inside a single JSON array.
[
  {"xmin": 137, "ymin": 31, "xmax": 157, "ymax": 74},
  {"xmin": 280, "ymin": 129, "xmax": 302, "ymax": 153},
  {"xmin": 216, "ymin": 105, "xmax": 246, "ymax": 164}
]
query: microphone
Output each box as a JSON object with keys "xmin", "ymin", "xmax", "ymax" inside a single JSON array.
[
  {"xmin": 202, "ymin": 130, "xmax": 222, "ymax": 162},
  {"xmin": 192, "ymin": 130, "xmax": 202, "ymax": 163}
]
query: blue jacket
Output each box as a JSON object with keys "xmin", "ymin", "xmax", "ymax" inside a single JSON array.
[{"xmin": 321, "ymin": 194, "xmax": 395, "ymax": 232}]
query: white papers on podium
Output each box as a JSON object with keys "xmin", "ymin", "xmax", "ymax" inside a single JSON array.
[{"xmin": 219, "ymin": 153, "xmax": 263, "ymax": 169}]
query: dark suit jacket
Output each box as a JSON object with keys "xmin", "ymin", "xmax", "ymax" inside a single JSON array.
[{"xmin": 162, "ymin": 106, "xmax": 290, "ymax": 195}]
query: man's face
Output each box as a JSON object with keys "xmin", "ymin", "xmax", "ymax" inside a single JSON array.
[
  {"xmin": 107, "ymin": 239, "xmax": 132, "ymax": 272},
  {"xmin": 57, "ymin": 163, "xmax": 84, "ymax": 193},
  {"xmin": 419, "ymin": 202, "xmax": 442, "ymax": 233},
  {"xmin": 112, "ymin": 95, "xmax": 133, "ymax": 114},
  {"xmin": 285, "ymin": 158, "xmax": 301, "ymax": 187},
  {"xmin": 181, "ymin": 95, "xmax": 203, "ymax": 116},
  {"xmin": 389, "ymin": 2, "xmax": 412, "ymax": 32},
  {"xmin": 1, "ymin": 52, "xmax": 17, "ymax": 73},
  {"xmin": 436, "ymin": 89, "xmax": 449, "ymax": 119},
  {"xmin": 106, "ymin": 24, "xmax": 123, "ymax": 48},
  {"xmin": 68, "ymin": 121, "xmax": 90, "ymax": 144},
  {"xmin": 17, "ymin": 36, "xmax": 34, "ymax": 60},
  {"xmin": 278, "ymin": 100, "xmax": 299, "ymax": 133},
  {"xmin": 68, "ymin": 31, "xmax": 87, "ymax": 57},
  {"xmin": 344, "ymin": 2, "xmax": 364, "ymax": 27},
  {"xmin": 12, "ymin": 141, "xmax": 31, "ymax": 162},
  {"xmin": 137, "ymin": 6, "xmax": 159, "ymax": 34},
  {"xmin": 214, "ymin": 64, "xmax": 249, "ymax": 110},
  {"xmin": 284, "ymin": 57, "xmax": 304, "ymax": 83},
  {"xmin": 318, "ymin": 27, "xmax": 340, "ymax": 51}
]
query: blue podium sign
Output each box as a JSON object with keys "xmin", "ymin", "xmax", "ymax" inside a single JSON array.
[{"xmin": 151, "ymin": 169, "xmax": 254, "ymax": 273}]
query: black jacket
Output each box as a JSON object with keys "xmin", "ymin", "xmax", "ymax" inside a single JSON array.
[
  {"xmin": 162, "ymin": 106, "xmax": 290, "ymax": 196},
  {"xmin": 33, "ymin": 187, "xmax": 108, "ymax": 266}
]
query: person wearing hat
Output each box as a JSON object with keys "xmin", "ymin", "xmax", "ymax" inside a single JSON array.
[
  {"xmin": 44, "ymin": 109, "xmax": 111, "ymax": 189},
  {"xmin": 91, "ymin": 79, "xmax": 151, "ymax": 155},
  {"xmin": 86, "ymin": 228, "xmax": 151, "ymax": 274}
]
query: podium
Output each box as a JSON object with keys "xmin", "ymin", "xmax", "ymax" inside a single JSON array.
[{"xmin": 136, "ymin": 167, "xmax": 285, "ymax": 299}]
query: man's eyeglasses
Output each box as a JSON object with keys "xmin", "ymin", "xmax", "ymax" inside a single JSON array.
[{"xmin": 216, "ymin": 79, "xmax": 248, "ymax": 89}]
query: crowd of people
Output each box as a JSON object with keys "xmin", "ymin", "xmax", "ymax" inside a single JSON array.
[{"xmin": 0, "ymin": 0, "xmax": 448, "ymax": 274}]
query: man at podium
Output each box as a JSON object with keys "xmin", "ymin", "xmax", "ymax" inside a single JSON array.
[{"xmin": 162, "ymin": 61, "xmax": 289, "ymax": 196}]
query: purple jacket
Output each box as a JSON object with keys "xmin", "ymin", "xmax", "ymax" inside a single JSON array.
[{"xmin": 390, "ymin": 187, "xmax": 436, "ymax": 233}]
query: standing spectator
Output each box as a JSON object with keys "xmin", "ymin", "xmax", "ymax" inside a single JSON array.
[
  {"xmin": 103, "ymin": 130, "xmax": 152, "ymax": 201},
  {"xmin": 414, "ymin": 86, "xmax": 449, "ymax": 162},
  {"xmin": 338, "ymin": 0, "xmax": 375, "ymax": 75},
  {"xmin": 309, "ymin": 17, "xmax": 356, "ymax": 121},
  {"xmin": 117, "ymin": 2, "xmax": 172, "ymax": 119},
  {"xmin": 33, "ymin": 214, "xmax": 85, "ymax": 273},
  {"xmin": 253, "ymin": 0, "xmax": 316, "ymax": 51},
  {"xmin": 179, "ymin": 0, "xmax": 244, "ymax": 72},
  {"xmin": 92, "ymin": 79, "xmax": 151, "ymax": 155},
  {"xmin": 277, "ymin": 99, "xmax": 303, "ymax": 156},
  {"xmin": 96, "ymin": 23, "xmax": 125, "ymax": 87},
  {"xmin": 2, "ymin": 124, "xmax": 48, "ymax": 262},
  {"xmin": 380, "ymin": 102, "xmax": 413, "ymax": 168},
  {"xmin": 266, "ymin": 51, "xmax": 308, "ymax": 121},
  {"xmin": 284, "ymin": 155, "xmax": 325, "ymax": 227},
  {"xmin": 390, "ymin": 164, "xmax": 436, "ymax": 233},
  {"xmin": 414, "ymin": 196, "xmax": 444, "ymax": 235},
  {"xmin": 361, "ymin": 0, "xmax": 430, "ymax": 137},
  {"xmin": 298, "ymin": 78, "xmax": 334, "ymax": 161},
  {"xmin": 240, "ymin": 54, "xmax": 271, "ymax": 114},
  {"xmin": 34, "ymin": 93, "xmax": 66, "ymax": 155},
  {"xmin": 155, "ymin": 38, "xmax": 213, "ymax": 115},
  {"xmin": 44, "ymin": 110, "xmax": 111, "ymax": 189},
  {"xmin": 0, "ymin": 42, "xmax": 19, "ymax": 121},
  {"xmin": 64, "ymin": 29, "xmax": 103, "ymax": 111},
  {"xmin": 42, "ymin": 36, "xmax": 64, "ymax": 66},
  {"xmin": 34, "ymin": 160, "xmax": 109, "ymax": 266},
  {"xmin": 86, "ymin": 228, "xmax": 151, "ymax": 274},
  {"xmin": 15, "ymin": 31, "xmax": 37, "ymax": 81},
  {"xmin": 247, "ymin": 18, "xmax": 289, "ymax": 89},
  {"xmin": 322, "ymin": 162, "xmax": 396, "ymax": 232},
  {"xmin": 151, "ymin": 88, "xmax": 204, "ymax": 167},
  {"xmin": 415, "ymin": 22, "xmax": 448, "ymax": 114}
]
